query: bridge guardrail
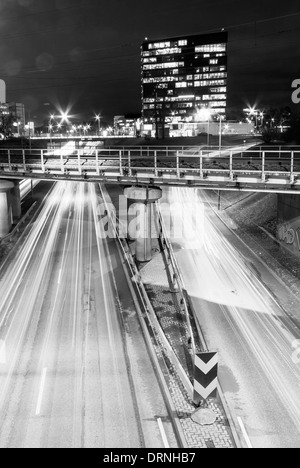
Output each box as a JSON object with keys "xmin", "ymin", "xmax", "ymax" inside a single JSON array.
[{"xmin": 0, "ymin": 147, "xmax": 300, "ymax": 191}]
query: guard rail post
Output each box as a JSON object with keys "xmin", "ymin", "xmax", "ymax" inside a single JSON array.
[
  {"xmin": 22, "ymin": 150, "xmax": 26, "ymax": 172},
  {"xmin": 119, "ymin": 150, "xmax": 124, "ymax": 176},
  {"xmin": 77, "ymin": 149, "xmax": 82, "ymax": 175},
  {"xmin": 290, "ymin": 151, "xmax": 295, "ymax": 184},
  {"xmin": 154, "ymin": 151, "xmax": 158, "ymax": 177},
  {"xmin": 229, "ymin": 151, "xmax": 233, "ymax": 181},
  {"xmin": 128, "ymin": 150, "xmax": 132, "ymax": 176},
  {"xmin": 41, "ymin": 149, "xmax": 45, "ymax": 173},
  {"xmin": 262, "ymin": 151, "xmax": 266, "ymax": 182},
  {"xmin": 95, "ymin": 150, "xmax": 100, "ymax": 176},
  {"xmin": 199, "ymin": 151, "xmax": 203, "ymax": 179},
  {"xmin": 8, "ymin": 150, "xmax": 11, "ymax": 171}
]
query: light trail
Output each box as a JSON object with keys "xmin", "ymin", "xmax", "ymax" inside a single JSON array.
[
  {"xmin": 0, "ymin": 180, "xmax": 145, "ymax": 448},
  {"xmin": 162, "ymin": 186, "xmax": 300, "ymax": 448}
]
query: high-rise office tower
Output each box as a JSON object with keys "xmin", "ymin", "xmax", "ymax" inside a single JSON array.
[{"xmin": 141, "ymin": 32, "xmax": 228, "ymax": 136}]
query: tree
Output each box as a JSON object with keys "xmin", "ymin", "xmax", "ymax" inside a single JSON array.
[
  {"xmin": 0, "ymin": 112, "xmax": 15, "ymax": 138},
  {"xmin": 261, "ymin": 126, "xmax": 282, "ymax": 143}
]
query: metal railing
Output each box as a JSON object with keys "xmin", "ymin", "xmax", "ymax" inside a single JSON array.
[{"xmin": 0, "ymin": 147, "xmax": 300, "ymax": 192}]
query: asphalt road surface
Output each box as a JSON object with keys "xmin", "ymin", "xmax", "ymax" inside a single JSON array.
[
  {"xmin": 0, "ymin": 181, "xmax": 178, "ymax": 448},
  {"xmin": 161, "ymin": 186, "xmax": 300, "ymax": 448}
]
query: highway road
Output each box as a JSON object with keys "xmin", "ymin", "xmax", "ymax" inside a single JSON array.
[
  {"xmin": 20, "ymin": 179, "xmax": 40, "ymax": 200},
  {"xmin": 0, "ymin": 181, "xmax": 178, "ymax": 448},
  {"xmin": 161, "ymin": 186, "xmax": 300, "ymax": 448}
]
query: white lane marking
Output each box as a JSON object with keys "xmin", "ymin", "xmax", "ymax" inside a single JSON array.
[
  {"xmin": 237, "ymin": 416, "xmax": 253, "ymax": 448},
  {"xmin": 57, "ymin": 268, "xmax": 62, "ymax": 285},
  {"xmin": 157, "ymin": 418, "xmax": 170, "ymax": 448},
  {"xmin": 0, "ymin": 340, "xmax": 6, "ymax": 364},
  {"xmin": 36, "ymin": 368, "xmax": 47, "ymax": 416}
]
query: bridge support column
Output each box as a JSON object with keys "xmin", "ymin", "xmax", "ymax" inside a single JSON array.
[
  {"xmin": 124, "ymin": 186, "xmax": 162, "ymax": 263},
  {"xmin": 0, "ymin": 180, "xmax": 14, "ymax": 238},
  {"xmin": 10, "ymin": 180, "xmax": 22, "ymax": 223}
]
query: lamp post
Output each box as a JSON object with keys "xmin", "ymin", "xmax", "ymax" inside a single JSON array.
[
  {"xmin": 48, "ymin": 114, "xmax": 55, "ymax": 145},
  {"xmin": 244, "ymin": 107, "xmax": 259, "ymax": 130},
  {"xmin": 95, "ymin": 114, "xmax": 101, "ymax": 136}
]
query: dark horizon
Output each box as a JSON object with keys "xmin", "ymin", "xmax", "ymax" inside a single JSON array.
[{"xmin": 0, "ymin": 0, "xmax": 299, "ymax": 123}]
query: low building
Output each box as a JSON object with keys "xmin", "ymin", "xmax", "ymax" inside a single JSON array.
[{"xmin": 114, "ymin": 114, "xmax": 142, "ymax": 136}]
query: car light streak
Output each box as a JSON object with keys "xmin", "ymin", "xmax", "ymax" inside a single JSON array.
[{"xmin": 161, "ymin": 186, "xmax": 300, "ymax": 448}]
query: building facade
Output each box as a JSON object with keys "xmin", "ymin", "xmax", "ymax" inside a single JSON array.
[
  {"xmin": 8, "ymin": 102, "xmax": 26, "ymax": 128},
  {"xmin": 141, "ymin": 31, "xmax": 228, "ymax": 137}
]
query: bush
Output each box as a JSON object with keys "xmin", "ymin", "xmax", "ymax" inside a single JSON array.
[{"xmin": 261, "ymin": 127, "xmax": 282, "ymax": 143}]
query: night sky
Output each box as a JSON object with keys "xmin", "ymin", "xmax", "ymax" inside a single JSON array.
[{"xmin": 0, "ymin": 0, "xmax": 299, "ymax": 124}]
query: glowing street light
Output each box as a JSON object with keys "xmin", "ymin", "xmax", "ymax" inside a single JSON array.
[
  {"xmin": 60, "ymin": 111, "xmax": 70, "ymax": 123},
  {"xmin": 13, "ymin": 121, "xmax": 21, "ymax": 137},
  {"xmin": 95, "ymin": 114, "xmax": 101, "ymax": 136},
  {"xmin": 243, "ymin": 107, "xmax": 259, "ymax": 128}
]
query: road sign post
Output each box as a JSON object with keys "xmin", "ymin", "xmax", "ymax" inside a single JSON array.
[{"xmin": 193, "ymin": 352, "xmax": 218, "ymax": 406}]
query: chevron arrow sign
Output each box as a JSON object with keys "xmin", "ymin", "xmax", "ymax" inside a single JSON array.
[{"xmin": 193, "ymin": 352, "xmax": 218, "ymax": 404}]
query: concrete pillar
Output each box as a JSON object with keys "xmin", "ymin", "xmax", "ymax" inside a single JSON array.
[
  {"xmin": 0, "ymin": 180, "xmax": 14, "ymax": 238},
  {"xmin": 124, "ymin": 186, "xmax": 162, "ymax": 263},
  {"xmin": 10, "ymin": 180, "xmax": 22, "ymax": 224}
]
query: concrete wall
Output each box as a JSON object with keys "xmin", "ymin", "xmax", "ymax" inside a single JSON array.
[{"xmin": 277, "ymin": 194, "xmax": 300, "ymax": 257}]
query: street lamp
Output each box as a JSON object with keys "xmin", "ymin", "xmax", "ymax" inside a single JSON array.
[
  {"xmin": 95, "ymin": 114, "xmax": 101, "ymax": 136},
  {"xmin": 244, "ymin": 107, "xmax": 259, "ymax": 128}
]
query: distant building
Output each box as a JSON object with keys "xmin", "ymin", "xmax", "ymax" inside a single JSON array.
[
  {"xmin": 8, "ymin": 102, "xmax": 26, "ymax": 128},
  {"xmin": 114, "ymin": 114, "xmax": 142, "ymax": 136},
  {"xmin": 141, "ymin": 32, "xmax": 228, "ymax": 137}
]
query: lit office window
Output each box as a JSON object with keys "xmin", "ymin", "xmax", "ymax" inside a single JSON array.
[
  {"xmin": 203, "ymin": 72, "xmax": 227, "ymax": 79},
  {"xmin": 210, "ymin": 59, "xmax": 218, "ymax": 65},
  {"xmin": 210, "ymin": 87, "xmax": 227, "ymax": 93},
  {"xmin": 204, "ymin": 54, "xmax": 210, "ymax": 58},
  {"xmin": 210, "ymin": 102, "xmax": 226, "ymax": 108},
  {"xmin": 143, "ymin": 62, "xmax": 184, "ymax": 70},
  {"xmin": 178, "ymin": 40, "xmax": 188, "ymax": 46},
  {"xmin": 143, "ymin": 57, "xmax": 158, "ymax": 63},
  {"xmin": 195, "ymin": 43, "xmax": 226, "ymax": 53},
  {"xmin": 210, "ymin": 66, "xmax": 226, "ymax": 72},
  {"xmin": 143, "ymin": 77, "xmax": 179, "ymax": 83},
  {"xmin": 203, "ymin": 94, "xmax": 226, "ymax": 101},
  {"xmin": 178, "ymin": 103, "xmax": 193, "ymax": 108},
  {"xmin": 148, "ymin": 41, "xmax": 171, "ymax": 49},
  {"xmin": 155, "ymin": 47, "xmax": 182, "ymax": 55},
  {"xmin": 176, "ymin": 82, "xmax": 187, "ymax": 88}
]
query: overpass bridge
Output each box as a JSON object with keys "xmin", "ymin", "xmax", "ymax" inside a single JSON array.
[
  {"xmin": 0, "ymin": 145, "xmax": 300, "ymax": 194},
  {"xmin": 0, "ymin": 144, "xmax": 299, "ymax": 261}
]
